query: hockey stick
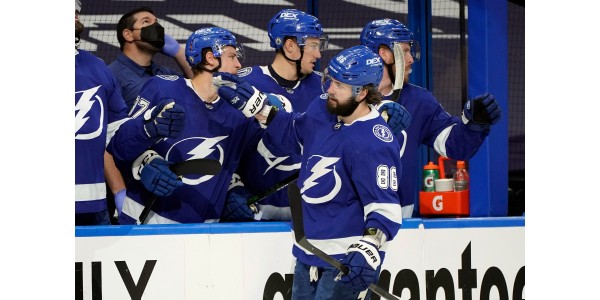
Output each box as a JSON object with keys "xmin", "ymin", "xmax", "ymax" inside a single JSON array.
[
  {"xmin": 392, "ymin": 42, "xmax": 405, "ymax": 92},
  {"xmin": 137, "ymin": 159, "xmax": 222, "ymax": 225},
  {"xmin": 287, "ymin": 183, "xmax": 400, "ymax": 300},
  {"xmin": 380, "ymin": 43, "xmax": 405, "ymax": 123},
  {"xmin": 246, "ymin": 171, "xmax": 300, "ymax": 206}
]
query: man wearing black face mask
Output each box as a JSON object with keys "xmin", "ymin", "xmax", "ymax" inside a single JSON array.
[
  {"xmin": 106, "ymin": 7, "xmax": 192, "ymax": 224},
  {"xmin": 108, "ymin": 7, "xmax": 193, "ymax": 111}
]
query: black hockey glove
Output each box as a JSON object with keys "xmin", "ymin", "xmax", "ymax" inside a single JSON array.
[{"xmin": 462, "ymin": 93, "xmax": 501, "ymax": 132}]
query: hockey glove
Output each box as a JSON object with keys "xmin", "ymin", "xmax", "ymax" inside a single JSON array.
[
  {"xmin": 212, "ymin": 72, "xmax": 240, "ymax": 89},
  {"xmin": 143, "ymin": 99, "xmax": 186, "ymax": 141},
  {"xmin": 114, "ymin": 188, "xmax": 126, "ymax": 216},
  {"xmin": 140, "ymin": 158, "xmax": 183, "ymax": 197},
  {"xmin": 216, "ymin": 75, "xmax": 290, "ymax": 118},
  {"xmin": 338, "ymin": 239, "xmax": 382, "ymax": 292},
  {"xmin": 222, "ymin": 185, "xmax": 258, "ymax": 222},
  {"xmin": 377, "ymin": 100, "xmax": 412, "ymax": 135},
  {"xmin": 161, "ymin": 34, "xmax": 180, "ymax": 58},
  {"xmin": 462, "ymin": 93, "xmax": 501, "ymax": 132}
]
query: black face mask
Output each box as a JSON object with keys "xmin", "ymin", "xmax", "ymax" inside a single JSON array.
[{"xmin": 138, "ymin": 22, "xmax": 165, "ymax": 49}]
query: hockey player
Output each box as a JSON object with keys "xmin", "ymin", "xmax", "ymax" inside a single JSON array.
[
  {"xmin": 360, "ymin": 19, "xmax": 502, "ymax": 217},
  {"xmin": 75, "ymin": 0, "xmax": 186, "ymax": 225},
  {"xmin": 223, "ymin": 9, "xmax": 328, "ymax": 221},
  {"xmin": 218, "ymin": 45, "xmax": 402, "ymax": 299},
  {"xmin": 223, "ymin": 9, "xmax": 410, "ymax": 222},
  {"xmin": 115, "ymin": 27, "xmax": 286, "ymax": 224}
]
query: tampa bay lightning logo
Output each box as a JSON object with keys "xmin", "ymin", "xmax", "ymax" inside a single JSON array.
[
  {"xmin": 75, "ymin": 85, "xmax": 104, "ymax": 140},
  {"xmin": 301, "ymin": 155, "xmax": 342, "ymax": 204},
  {"xmin": 373, "ymin": 124, "xmax": 394, "ymax": 142},
  {"xmin": 166, "ymin": 136, "xmax": 227, "ymax": 185},
  {"xmin": 257, "ymin": 139, "xmax": 300, "ymax": 174}
]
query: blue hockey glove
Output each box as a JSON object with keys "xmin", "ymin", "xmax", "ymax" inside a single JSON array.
[
  {"xmin": 462, "ymin": 93, "xmax": 501, "ymax": 132},
  {"xmin": 161, "ymin": 34, "xmax": 180, "ymax": 58},
  {"xmin": 114, "ymin": 188, "xmax": 126, "ymax": 216},
  {"xmin": 140, "ymin": 158, "xmax": 183, "ymax": 197},
  {"xmin": 143, "ymin": 99, "xmax": 186, "ymax": 141},
  {"xmin": 222, "ymin": 185, "xmax": 258, "ymax": 222},
  {"xmin": 377, "ymin": 100, "xmax": 412, "ymax": 135},
  {"xmin": 338, "ymin": 239, "xmax": 382, "ymax": 292},
  {"xmin": 216, "ymin": 74, "xmax": 290, "ymax": 117}
]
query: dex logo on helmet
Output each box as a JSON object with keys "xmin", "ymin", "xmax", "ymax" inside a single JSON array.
[
  {"xmin": 366, "ymin": 57, "xmax": 381, "ymax": 66},
  {"xmin": 279, "ymin": 12, "xmax": 298, "ymax": 20}
]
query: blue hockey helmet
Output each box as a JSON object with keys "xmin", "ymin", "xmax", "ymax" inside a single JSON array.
[
  {"xmin": 267, "ymin": 9, "xmax": 328, "ymax": 50},
  {"xmin": 324, "ymin": 45, "xmax": 383, "ymax": 94},
  {"xmin": 360, "ymin": 18, "xmax": 420, "ymax": 61},
  {"xmin": 185, "ymin": 27, "xmax": 244, "ymax": 68}
]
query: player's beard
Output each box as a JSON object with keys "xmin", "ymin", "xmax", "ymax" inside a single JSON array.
[{"xmin": 326, "ymin": 95, "xmax": 359, "ymax": 117}]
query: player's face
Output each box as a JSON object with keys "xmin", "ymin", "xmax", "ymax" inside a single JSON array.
[
  {"xmin": 326, "ymin": 78, "xmax": 359, "ymax": 117},
  {"xmin": 218, "ymin": 46, "xmax": 242, "ymax": 75},
  {"xmin": 300, "ymin": 37, "xmax": 323, "ymax": 75},
  {"xmin": 394, "ymin": 42, "xmax": 414, "ymax": 84}
]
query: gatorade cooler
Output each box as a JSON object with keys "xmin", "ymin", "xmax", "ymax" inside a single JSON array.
[{"xmin": 419, "ymin": 156, "xmax": 470, "ymax": 216}]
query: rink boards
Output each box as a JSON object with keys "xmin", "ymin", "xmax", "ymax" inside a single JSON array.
[{"xmin": 75, "ymin": 217, "xmax": 525, "ymax": 300}]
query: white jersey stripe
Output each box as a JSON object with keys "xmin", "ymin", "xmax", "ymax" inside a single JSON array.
[{"xmin": 75, "ymin": 183, "xmax": 106, "ymax": 202}]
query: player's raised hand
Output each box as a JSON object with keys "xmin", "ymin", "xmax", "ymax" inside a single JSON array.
[
  {"xmin": 377, "ymin": 100, "xmax": 412, "ymax": 135},
  {"xmin": 462, "ymin": 93, "xmax": 501, "ymax": 132},
  {"xmin": 140, "ymin": 158, "xmax": 183, "ymax": 197},
  {"xmin": 143, "ymin": 99, "xmax": 186, "ymax": 141},
  {"xmin": 212, "ymin": 72, "xmax": 241, "ymax": 89},
  {"xmin": 217, "ymin": 77, "xmax": 289, "ymax": 118},
  {"xmin": 337, "ymin": 239, "xmax": 382, "ymax": 292}
]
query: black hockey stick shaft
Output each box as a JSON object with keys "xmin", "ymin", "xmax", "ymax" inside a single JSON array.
[
  {"xmin": 287, "ymin": 183, "xmax": 400, "ymax": 300},
  {"xmin": 246, "ymin": 171, "xmax": 300, "ymax": 206},
  {"xmin": 138, "ymin": 159, "xmax": 222, "ymax": 224}
]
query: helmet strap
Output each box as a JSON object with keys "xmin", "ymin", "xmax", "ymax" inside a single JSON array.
[
  {"xmin": 280, "ymin": 47, "xmax": 304, "ymax": 80},
  {"xmin": 385, "ymin": 62, "xmax": 395, "ymax": 86},
  {"xmin": 197, "ymin": 57, "xmax": 221, "ymax": 74}
]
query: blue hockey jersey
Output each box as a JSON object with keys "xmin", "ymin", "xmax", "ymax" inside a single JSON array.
[
  {"xmin": 75, "ymin": 49, "xmax": 130, "ymax": 214},
  {"xmin": 387, "ymin": 83, "xmax": 489, "ymax": 217},
  {"xmin": 116, "ymin": 75, "xmax": 264, "ymax": 224},
  {"xmin": 236, "ymin": 66, "xmax": 324, "ymax": 219},
  {"xmin": 263, "ymin": 95, "xmax": 403, "ymax": 267}
]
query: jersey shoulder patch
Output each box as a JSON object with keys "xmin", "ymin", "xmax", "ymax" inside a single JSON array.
[
  {"xmin": 319, "ymin": 93, "xmax": 328, "ymax": 99},
  {"xmin": 238, "ymin": 67, "xmax": 252, "ymax": 77},
  {"xmin": 156, "ymin": 75, "xmax": 180, "ymax": 81},
  {"xmin": 372, "ymin": 124, "xmax": 394, "ymax": 143}
]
